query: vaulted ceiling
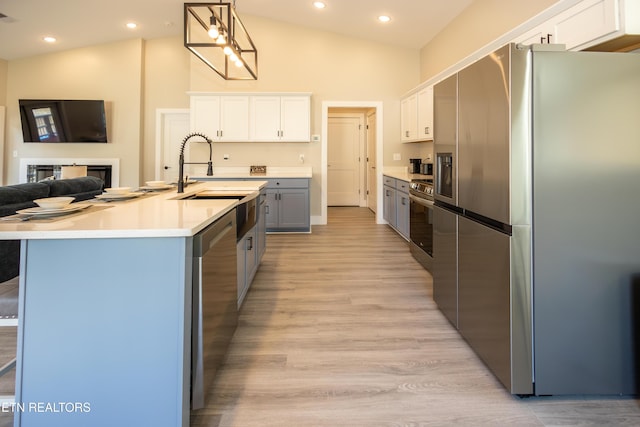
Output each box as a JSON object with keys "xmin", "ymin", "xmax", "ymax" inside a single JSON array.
[{"xmin": 0, "ymin": 0, "xmax": 473, "ymax": 60}]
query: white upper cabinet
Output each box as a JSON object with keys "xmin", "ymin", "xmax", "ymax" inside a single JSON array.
[
  {"xmin": 417, "ymin": 86, "xmax": 434, "ymax": 141},
  {"xmin": 219, "ymin": 96, "xmax": 250, "ymax": 141},
  {"xmin": 401, "ymin": 85, "xmax": 433, "ymax": 142},
  {"xmin": 554, "ymin": 0, "xmax": 619, "ymax": 50},
  {"xmin": 513, "ymin": 0, "xmax": 638, "ymax": 51},
  {"xmin": 190, "ymin": 93, "xmax": 311, "ymax": 142},
  {"xmin": 190, "ymin": 95, "xmax": 249, "ymax": 141},
  {"xmin": 250, "ymin": 95, "xmax": 310, "ymax": 142},
  {"xmin": 400, "ymin": 93, "xmax": 418, "ymax": 142}
]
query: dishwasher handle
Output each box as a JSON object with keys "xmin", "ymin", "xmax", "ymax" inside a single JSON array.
[{"xmin": 193, "ymin": 210, "xmax": 236, "ymax": 256}]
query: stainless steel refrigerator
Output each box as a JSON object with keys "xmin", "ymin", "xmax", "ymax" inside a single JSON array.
[{"xmin": 433, "ymin": 43, "xmax": 640, "ymax": 395}]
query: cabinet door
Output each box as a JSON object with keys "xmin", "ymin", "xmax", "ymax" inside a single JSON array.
[
  {"xmin": 553, "ymin": 0, "xmax": 618, "ymax": 50},
  {"xmin": 245, "ymin": 228, "xmax": 258, "ymax": 286},
  {"xmin": 417, "ymin": 86, "xmax": 434, "ymax": 140},
  {"xmin": 401, "ymin": 94, "xmax": 418, "ymax": 142},
  {"xmin": 250, "ymin": 96, "xmax": 281, "ymax": 141},
  {"xmin": 191, "ymin": 96, "xmax": 221, "ymax": 140},
  {"xmin": 257, "ymin": 197, "xmax": 267, "ymax": 261},
  {"xmin": 237, "ymin": 237, "xmax": 247, "ymax": 306},
  {"xmin": 220, "ymin": 96, "xmax": 249, "ymax": 141},
  {"xmin": 383, "ymin": 185, "xmax": 397, "ymax": 226},
  {"xmin": 278, "ymin": 188, "xmax": 310, "ymax": 230},
  {"xmin": 264, "ymin": 189, "xmax": 279, "ymax": 229},
  {"xmin": 396, "ymin": 190, "xmax": 410, "ymax": 239},
  {"xmin": 280, "ymin": 96, "xmax": 310, "ymax": 142}
]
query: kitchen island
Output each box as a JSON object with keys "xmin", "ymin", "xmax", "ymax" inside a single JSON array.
[{"xmin": 0, "ymin": 181, "xmax": 266, "ymax": 427}]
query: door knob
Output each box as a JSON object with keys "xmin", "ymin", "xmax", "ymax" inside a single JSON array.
[{"xmin": 164, "ymin": 166, "xmax": 171, "ymax": 170}]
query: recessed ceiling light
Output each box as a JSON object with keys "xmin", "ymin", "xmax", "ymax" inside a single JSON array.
[
  {"xmin": 126, "ymin": 22, "xmax": 138, "ymax": 29},
  {"xmin": 313, "ymin": 1, "xmax": 326, "ymax": 9},
  {"xmin": 378, "ymin": 15, "xmax": 391, "ymax": 23},
  {"xmin": 43, "ymin": 36, "xmax": 57, "ymax": 43}
]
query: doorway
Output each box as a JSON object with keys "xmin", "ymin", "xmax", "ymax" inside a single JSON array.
[
  {"xmin": 155, "ymin": 109, "xmax": 190, "ymax": 182},
  {"xmin": 327, "ymin": 111, "xmax": 365, "ymax": 207},
  {"xmin": 321, "ymin": 102, "xmax": 383, "ymax": 225}
]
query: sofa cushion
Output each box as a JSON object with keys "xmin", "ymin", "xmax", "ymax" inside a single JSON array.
[
  {"xmin": 0, "ymin": 182, "xmax": 49, "ymax": 205},
  {"xmin": 44, "ymin": 176, "xmax": 104, "ymax": 201},
  {"xmin": 0, "ymin": 183, "xmax": 49, "ymax": 217}
]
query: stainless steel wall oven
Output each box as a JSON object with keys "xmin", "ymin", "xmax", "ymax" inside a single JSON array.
[{"xmin": 409, "ymin": 179, "xmax": 434, "ymax": 272}]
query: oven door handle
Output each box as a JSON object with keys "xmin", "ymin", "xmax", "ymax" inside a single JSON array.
[{"xmin": 409, "ymin": 194, "xmax": 434, "ymax": 208}]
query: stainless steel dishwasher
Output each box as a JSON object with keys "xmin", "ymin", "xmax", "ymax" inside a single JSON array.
[{"xmin": 191, "ymin": 209, "xmax": 238, "ymax": 410}]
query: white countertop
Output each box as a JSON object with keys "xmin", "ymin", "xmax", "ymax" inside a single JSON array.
[
  {"xmin": 0, "ymin": 181, "xmax": 267, "ymax": 240},
  {"xmin": 382, "ymin": 167, "xmax": 432, "ymax": 182},
  {"xmin": 190, "ymin": 166, "xmax": 312, "ymax": 179}
]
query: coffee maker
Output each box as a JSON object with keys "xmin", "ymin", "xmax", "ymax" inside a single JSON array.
[{"xmin": 409, "ymin": 158, "xmax": 422, "ymax": 174}]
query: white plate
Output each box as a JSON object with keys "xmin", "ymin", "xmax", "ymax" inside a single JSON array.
[
  {"xmin": 95, "ymin": 192, "xmax": 144, "ymax": 200},
  {"xmin": 17, "ymin": 204, "xmax": 89, "ymax": 216},
  {"xmin": 139, "ymin": 185, "xmax": 173, "ymax": 191}
]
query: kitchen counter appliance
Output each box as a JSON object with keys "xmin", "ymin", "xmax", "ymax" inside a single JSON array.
[
  {"xmin": 409, "ymin": 178, "xmax": 434, "ymax": 272},
  {"xmin": 409, "ymin": 158, "xmax": 422, "ymax": 174},
  {"xmin": 191, "ymin": 209, "xmax": 238, "ymax": 410},
  {"xmin": 433, "ymin": 43, "xmax": 640, "ymax": 395}
]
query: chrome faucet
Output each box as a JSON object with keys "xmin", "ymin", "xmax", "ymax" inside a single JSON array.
[{"xmin": 177, "ymin": 132, "xmax": 213, "ymax": 193}]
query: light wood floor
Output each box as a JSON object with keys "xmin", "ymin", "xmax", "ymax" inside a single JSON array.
[{"xmin": 192, "ymin": 207, "xmax": 640, "ymax": 426}]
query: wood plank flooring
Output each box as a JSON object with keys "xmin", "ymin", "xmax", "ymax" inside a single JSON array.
[{"xmin": 192, "ymin": 207, "xmax": 640, "ymax": 426}]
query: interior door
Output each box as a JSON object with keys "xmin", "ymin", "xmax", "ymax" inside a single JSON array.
[
  {"xmin": 160, "ymin": 110, "xmax": 190, "ymax": 182},
  {"xmin": 327, "ymin": 114, "xmax": 363, "ymax": 206},
  {"xmin": 366, "ymin": 111, "xmax": 377, "ymax": 213}
]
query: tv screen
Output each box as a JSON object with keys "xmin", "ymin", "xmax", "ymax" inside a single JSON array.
[{"xmin": 19, "ymin": 99, "xmax": 108, "ymax": 143}]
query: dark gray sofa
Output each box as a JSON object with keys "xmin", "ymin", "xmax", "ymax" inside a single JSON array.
[{"xmin": 0, "ymin": 176, "xmax": 104, "ymax": 283}]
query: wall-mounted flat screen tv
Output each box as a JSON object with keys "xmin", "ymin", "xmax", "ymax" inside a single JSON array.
[{"xmin": 19, "ymin": 99, "xmax": 108, "ymax": 143}]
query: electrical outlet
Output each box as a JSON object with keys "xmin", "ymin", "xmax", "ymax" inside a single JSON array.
[
  {"xmin": 299, "ymin": 154, "xmax": 305, "ymax": 163},
  {"xmin": 393, "ymin": 153, "xmax": 401, "ymax": 161},
  {"xmin": 13, "ymin": 150, "xmax": 18, "ymax": 158},
  {"xmin": 311, "ymin": 134, "xmax": 320, "ymax": 142}
]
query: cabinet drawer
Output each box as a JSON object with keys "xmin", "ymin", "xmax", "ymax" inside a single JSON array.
[
  {"xmin": 383, "ymin": 176, "xmax": 397, "ymax": 188},
  {"xmin": 396, "ymin": 179, "xmax": 410, "ymax": 193},
  {"xmin": 266, "ymin": 178, "xmax": 309, "ymax": 189}
]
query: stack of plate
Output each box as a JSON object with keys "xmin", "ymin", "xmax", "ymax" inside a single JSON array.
[
  {"xmin": 96, "ymin": 187, "xmax": 144, "ymax": 201},
  {"xmin": 139, "ymin": 181, "xmax": 173, "ymax": 191},
  {"xmin": 17, "ymin": 197, "xmax": 89, "ymax": 217}
]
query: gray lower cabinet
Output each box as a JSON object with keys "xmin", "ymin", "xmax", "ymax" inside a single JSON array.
[
  {"xmin": 199, "ymin": 177, "xmax": 310, "ymax": 233},
  {"xmin": 383, "ymin": 184, "xmax": 396, "ymax": 226},
  {"xmin": 237, "ymin": 226, "xmax": 258, "ymax": 308},
  {"xmin": 382, "ymin": 175, "xmax": 409, "ymax": 240},
  {"xmin": 264, "ymin": 179, "xmax": 310, "ymax": 232},
  {"xmin": 395, "ymin": 180, "xmax": 410, "ymax": 239},
  {"xmin": 257, "ymin": 188, "xmax": 267, "ymax": 261}
]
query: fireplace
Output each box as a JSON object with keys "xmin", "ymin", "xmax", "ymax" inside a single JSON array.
[{"xmin": 20, "ymin": 158, "xmax": 120, "ymax": 188}]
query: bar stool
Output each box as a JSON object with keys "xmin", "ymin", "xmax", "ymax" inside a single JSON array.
[{"xmin": 0, "ymin": 275, "xmax": 18, "ymax": 402}]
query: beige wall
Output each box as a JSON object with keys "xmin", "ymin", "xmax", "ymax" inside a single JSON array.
[
  {"xmin": 143, "ymin": 36, "xmax": 191, "ymax": 181},
  {"xmin": 419, "ymin": 0, "xmax": 559, "ymax": 82},
  {"xmin": 188, "ymin": 15, "xmax": 422, "ymax": 217},
  {"xmin": 0, "ymin": 59, "xmax": 7, "ymax": 105},
  {"xmin": 4, "ymin": 39, "xmax": 144, "ymax": 186}
]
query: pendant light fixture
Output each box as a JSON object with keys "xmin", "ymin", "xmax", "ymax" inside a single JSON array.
[{"xmin": 184, "ymin": 1, "xmax": 258, "ymax": 80}]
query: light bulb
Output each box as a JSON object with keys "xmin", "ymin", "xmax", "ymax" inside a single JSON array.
[
  {"xmin": 230, "ymin": 53, "xmax": 238, "ymax": 62},
  {"xmin": 235, "ymin": 59, "xmax": 243, "ymax": 67},
  {"xmin": 216, "ymin": 34, "xmax": 226, "ymax": 44},
  {"xmin": 223, "ymin": 46, "xmax": 233, "ymax": 56},
  {"xmin": 208, "ymin": 26, "xmax": 219, "ymax": 38}
]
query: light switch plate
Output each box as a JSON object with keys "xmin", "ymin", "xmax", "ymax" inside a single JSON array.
[{"xmin": 393, "ymin": 153, "xmax": 401, "ymax": 161}]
